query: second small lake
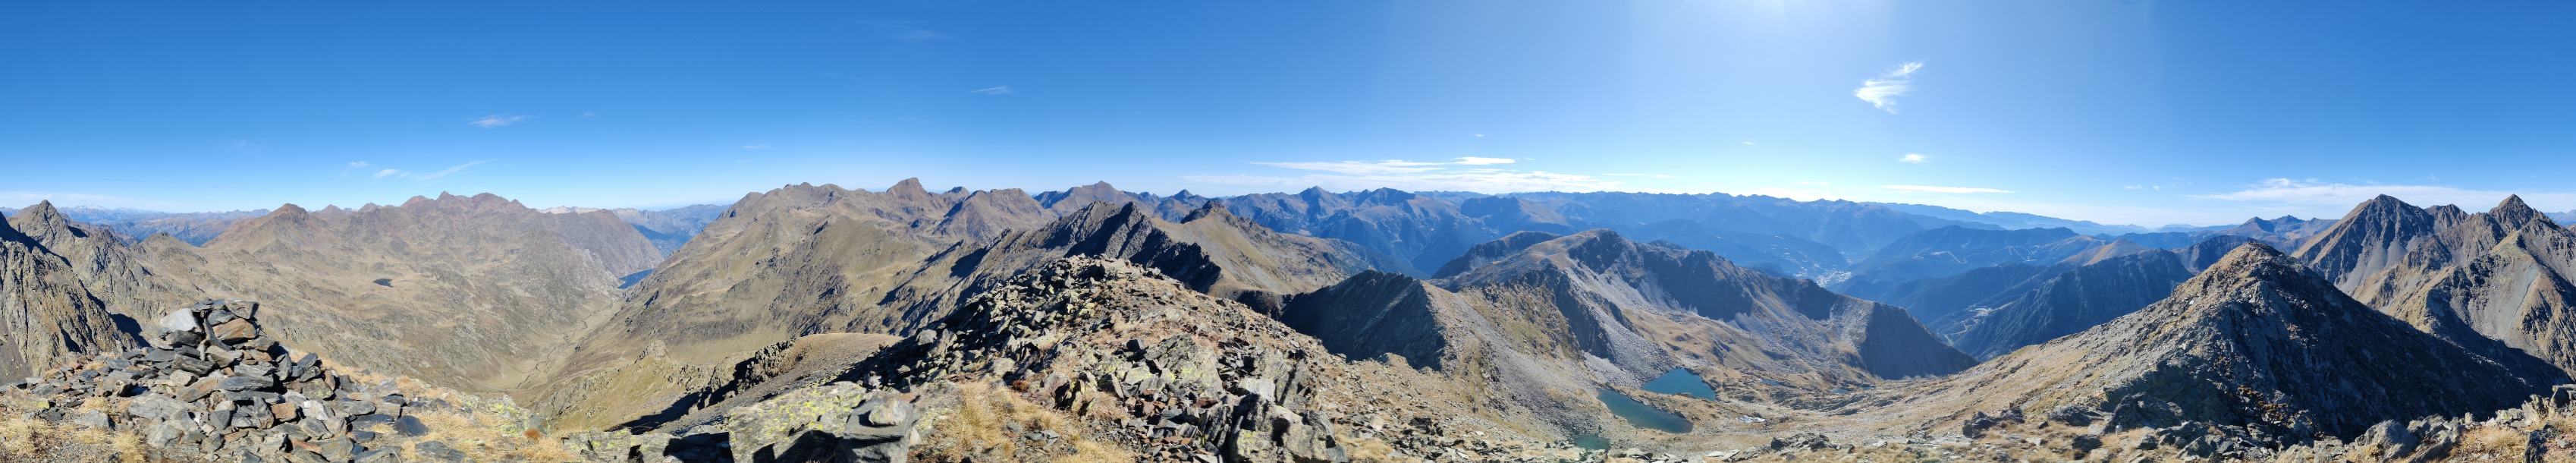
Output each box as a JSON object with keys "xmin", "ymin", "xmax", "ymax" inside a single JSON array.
[
  {"xmin": 1597, "ymin": 388, "xmax": 1692, "ymax": 433},
  {"xmin": 1641, "ymin": 367, "xmax": 1716, "ymax": 399}
]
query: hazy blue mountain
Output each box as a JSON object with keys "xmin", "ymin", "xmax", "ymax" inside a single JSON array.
[
  {"xmin": 1871, "ymin": 203, "xmax": 2152, "ymax": 235},
  {"xmin": 2, "ymin": 204, "xmax": 272, "ymax": 245},
  {"xmin": 1830, "ymin": 226, "xmax": 2105, "ymax": 301}
]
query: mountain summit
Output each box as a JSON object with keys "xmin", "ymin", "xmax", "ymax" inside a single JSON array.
[{"xmin": 1888, "ymin": 242, "xmax": 2559, "ymax": 443}]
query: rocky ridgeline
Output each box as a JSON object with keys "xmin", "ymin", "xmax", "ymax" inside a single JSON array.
[
  {"xmin": 5, "ymin": 300, "xmax": 445, "ymax": 463},
  {"xmin": 564, "ymin": 257, "xmax": 1596, "ymax": 462},
  {"xmin": 845, "ymin": 257, "xmax": 1575, "ymax": 461}
]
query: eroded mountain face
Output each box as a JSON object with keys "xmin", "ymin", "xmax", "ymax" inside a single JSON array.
[
  {"xmin": 1875, "ymin": 244, "xmax": 2559, "ymax": 448},
  {"xmin": 1268, "ymin": 228, "xmax": 1973, "ymax": 439},
  {"xmin": 2291, "ymin": 195, "xmax": 2576, "ymax": 377},
  {"xmin": 1830, "ymin": 226, "xmax": 2108, "ymax": 301},
  {"xmin": 0, "ymin": 209, "xmax": 134, "ymax": 378},
  {"xmin": 532, "ymin": 181, "xmax": 1396, "ymax": 431},
  {"xmin": 131, "ymin": 193, "xmax": 658, "ymax": 395}
]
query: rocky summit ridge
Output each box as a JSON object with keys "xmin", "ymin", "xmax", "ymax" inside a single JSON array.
[{"xmin": 1874, "ymin": 243, "xmax": 2559, "ymax": 458}]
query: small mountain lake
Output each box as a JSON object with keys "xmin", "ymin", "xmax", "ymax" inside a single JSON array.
[
  {"xmin": 1642, "ymin": 367, "xmax": 1715, "ymax": 399},
  {"xmin": 1597, "ymin": 388, "xmax": 1692, "ymax": 433}
]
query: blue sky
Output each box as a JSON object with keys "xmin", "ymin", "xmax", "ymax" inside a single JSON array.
[{"xmin": 5, "ymin": 1, "xmax": 2572, "ymax": 225}]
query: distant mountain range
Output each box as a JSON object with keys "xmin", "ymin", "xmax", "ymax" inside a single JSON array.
[{"xmin": 14, "ymin": 182, "xmax": 2576, "ymax": 461}]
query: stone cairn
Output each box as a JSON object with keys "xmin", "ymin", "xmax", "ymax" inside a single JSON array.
[{"xmin": 7, "ymin": 300, "xmax": 432, "ymax": 463}]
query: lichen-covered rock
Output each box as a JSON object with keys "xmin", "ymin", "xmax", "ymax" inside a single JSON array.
[{"xmin": 4, "ymin": 300, "xmax": 419, "ymax": 463}]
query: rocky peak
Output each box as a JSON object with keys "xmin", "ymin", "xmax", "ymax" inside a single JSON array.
[
  {"xmin": 1427, "ymin": 231, "xmax": 1563, "ymax": 279},
  {"xmin": 10, "ymin": 200, "xmax": 72, "ymax": 231},
  {"xmin": 1901, "ymin": 240, "xmax": 2559, "ymax": 443},
  {"xmin": 1350, "ymin": 187, "xmax": 1417, "ymax": 206},
  {"xmin": 2490, "ymin": 194, "xmax": 2556, "ymax": 228},
  {"xmin": 883, "ymin": 178, "xmax": 931, "ymax": 197},
  {"xmin": 1180, "ymin": 199, "xmax": 1235, "ymax": 223}
]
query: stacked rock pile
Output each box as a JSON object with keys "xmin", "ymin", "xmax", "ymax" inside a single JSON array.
[{"xmin": 6, "ymin": 300, "xmax": 427, "ymax": 463}]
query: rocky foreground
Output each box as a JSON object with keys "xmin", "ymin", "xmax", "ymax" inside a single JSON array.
[
  {"xmin": 560, "ymin": 257, "xmax": 1619, "ymax": 462},
  {"xmin": 1, "ymin": 300, "xmax": 573, "ymax": 462}
]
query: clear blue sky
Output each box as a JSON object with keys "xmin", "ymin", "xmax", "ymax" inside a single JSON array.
[{"xmin": 5, "ymin": 1, "xmax": 2572, "ymax": 225}]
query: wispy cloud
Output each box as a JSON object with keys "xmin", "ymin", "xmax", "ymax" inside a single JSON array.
[
  {"xmin": 1604, "ymin": 173, "xmax": 1677, "ymax": 178},
  {"xmin": 347, "ymin": 162, "xmax": 369, "ymax": 168},
  {"xmin": 1198, "ymin": 157, "xmax": 1630, "ymax": 193},
  {"xmin": 2192, "ymin": 178, "xmax": 2572, "ymax": 206},
  {"xmin": 413, "ymin": 161, "xmax": 489, "ymax": 181},
  {"xmin": 970, "ymin": 86, "xmax": 1014, "ymax": 96},
  {"xmin": 580, "ymin": 112, "xmax": 603, "ymax": 118},
  {"xmin": 1854, "ymin": 61, "xmax": 1923, "ymax": 114},
  {"xmin": 469, "ymin": 114, "xmax": 533, "ymax": 128},
  {"xmin": 1883, "ymin": 184, "xmax": 2012, "ymax": 194},
  {"xmin": 743, "ymin": 143, "xmax": 772, "ymax": 150},
  {"xmin": 1899, "ymin": 153, "xmax": 1930, "ymax": 164},
  {"xmin": 365, "ymin": 160, "xmax": 490, "ymax": 182}
]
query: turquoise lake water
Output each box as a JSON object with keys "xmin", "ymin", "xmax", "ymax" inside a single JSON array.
[
  {"xmin": 1641, "ymin": 368, "xmax": 1716, "ymax": 399},
  {"xmin": 1596, "ymin": 388, "xmax": 1692, "ymax": 433}
]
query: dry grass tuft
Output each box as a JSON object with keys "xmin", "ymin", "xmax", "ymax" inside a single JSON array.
[
  {"xmin": 0, "ymin": 396, "xmax": 151, "ymax": 463},
  {"xmin": 915, "ymin": 381, "xmax": 1132, "ymax": 463}
]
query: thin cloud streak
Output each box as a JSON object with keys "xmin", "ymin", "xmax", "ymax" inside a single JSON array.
[
  {"xmin": 469, "ymin": 114, "xmax": 532, "ymax": 128},
  {"xmin": 2194, "ymin": 178, "xmax": 2576, "ymax": 208},
  {"xmin": 413, "ymin": 161, "xmax": 489, "ymax": 181},
  {"xmin": 1854, "ymin": 61, "xmax": 1923, "ymax": 114}
]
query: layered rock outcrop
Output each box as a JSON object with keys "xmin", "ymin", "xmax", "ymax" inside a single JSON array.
[
  {"xmin": 1881, "ymin": 243, "xmax": 2561, "ymax": 457},
  {"xmin": 7, "ymin": 300, "xmax": 426, "ymax": 462}
]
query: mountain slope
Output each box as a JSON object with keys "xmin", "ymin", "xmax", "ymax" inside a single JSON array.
[
  {"xmin": 137, "ymin": 193, "xmax": 657, "ymax": 394},
  {"xmin": 5, "ymin": 201, "xmax": 199, "ymax": 320},
  {"xmin": 536, "ymin": 193, "xmax": 1395, "ymax": 430},
  {"xmin": 1831, "ymin": 226, "xmax": 2104, "ymax": 301},
  {"xmin": 0, "ymin": 213, "xmax": 133, "ymax": 377},
  {"xmin": 1931, "ymin": 248, "xmax": 2194, "ymax": 360},
  {"xmin": 1440, "ymin": 230, "xmax": 1973, "ymax": 382},
  {"xmin": 1881, "ymin": 243, "xmax": 2559, "ymax": 442}
]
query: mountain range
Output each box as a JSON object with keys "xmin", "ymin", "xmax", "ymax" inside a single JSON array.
[{"xmin": 11, "ymin": 183, "xmax": 2576, "ymax": 462}]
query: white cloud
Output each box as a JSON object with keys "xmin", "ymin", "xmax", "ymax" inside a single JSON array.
[
  {"xmin": 469, "ymin": 114, "xmax": 532, "ymax": 128},
  {"xmin": 1604, "ymin": 173, "xmax": 1677, "ymax": 178},
  {"xmin": 2192, "ymin": 178, "xmax": 2574, "ymax": 207},
  {"xmin": 1899, "ymin": 153, "xmax": 1929, "ymax": 164},
  {"xmin": 347, "ymin": 161, "xmax": 369, "ymax": 168},
  {"xmin": 1453, "ymin": 157, "xmax": 1513, "ymax": 165},
  {"xmin": 1882, "ymin": 184, "xmax": 2012, "ymax": 194},
  {"xmin": 970, "ymin": 86, "xmax": 1014, "ymax": 95},
  {"xmin": 413, "ymin": 161, "xmax": 489, "ymax": 181},
  {"xmin": 1742, "ymin": 141, "xmax": 1757, "ymax": 146},
  {"xmin": 580, "ymin": 112, "xmax": 603, "ymax": 118},
  {"xmin": 373, "ymin": 169, "xmax": 404, "ymax": 179},
  {"xmin": 1854, "ymin": 61, "xmax": 1923, "ymax": 114},
  {"xmin": 743, "ymin": 143, "xmax": 772, "ymax": 150},
  {"xmin": 1473, "ymin": 133, "xmax": 1486, "ymax": 137}
]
